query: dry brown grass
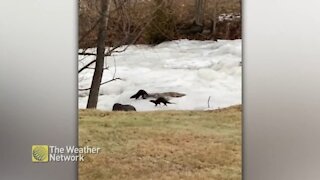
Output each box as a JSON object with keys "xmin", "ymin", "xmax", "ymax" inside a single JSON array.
[{"xmin": 78, "ymin": 105, "xmax": 241, "ymax": 180}]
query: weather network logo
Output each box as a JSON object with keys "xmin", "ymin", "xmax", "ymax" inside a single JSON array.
[
  {"xmin": 32, "ymin": 145, "xmax": 100, "ymax": 162},
  {"xmin": 32, "ymin": 145, "xmax": 49, "ymax": 162}
]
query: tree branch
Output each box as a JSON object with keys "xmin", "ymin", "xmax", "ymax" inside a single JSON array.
[
  {"xmin": 86, "ymin": 66, "xmax": 109, "ymax": 70},
  {"xmin": 79, "ymin": 17, "xmax": 101, "ymax": 43},
  {"xmin": 101, "ymin": 77, "xmax": 122, "ymax": 85},
  {"xmin": 78, "ymin": 59, "xmax": 96, "ymax": 73},
  {"xmin": 78, "ymin": 77, "xmax": 122, "ymax": 91},
  {"xmin": 78, "ymin": 52, "xmax": 97, "ymax": 56}
]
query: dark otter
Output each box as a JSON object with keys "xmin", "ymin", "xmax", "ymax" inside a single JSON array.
[
  {"xmin": 150, "ymin": 97, "xmax": 174, "ymax": 106},
  {"xmin": 112, "ymin": 103, "xmax": 136, "ymax": 111},
  {"xmin": 130, "ymin": 89, "xmax": 149, "ymax": 99},
  {"xmin": 131, "ymin": 89, "xmax": 185, "ymax": 99}
]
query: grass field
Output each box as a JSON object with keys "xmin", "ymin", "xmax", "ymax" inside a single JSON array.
[{"xmin": 79, "ymin": 105, "xmax": 241, "ymax": 180}]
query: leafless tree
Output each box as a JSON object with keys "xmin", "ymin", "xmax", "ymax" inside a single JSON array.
[
  {"xmin": 86, "ymin": 0, "xmax": 111, "ymax": 108},
  {"xmin": 79, "ymin": 0, "xmax": 168, "ymax": 109},
  {"xmin": 195, "ymin": 0, "xmax": 205, "ymax": 26},
  {"xmin": 211, "ymin": 0, "xmax": 218, "ymax": 40}
]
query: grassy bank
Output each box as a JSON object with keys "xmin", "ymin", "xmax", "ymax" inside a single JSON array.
[{"xmin": 79, "ymin": 105, "xmax": 241, "ymax": 180}]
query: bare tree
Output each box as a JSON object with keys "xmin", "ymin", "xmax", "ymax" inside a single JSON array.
[
  {"xmin": 211, "ymin": 0, "xmax": 218, "ymax": 40},
  {"xmin": 178, "ymin": 0, "xmax": 206, "ymax": 35},
  {"xmin": 79, "ymin": 0, "xmax": 166, "ymax": 109},
  {"xmin": 86, "ymin": 0, "xmax": 111, "ymax": 108}
]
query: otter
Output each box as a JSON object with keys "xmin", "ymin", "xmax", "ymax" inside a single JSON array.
[
  {"xmin": 150, "ymin": 97, "xmax": 174, "ymax": 106},
  {"xmin": 112, "ymin": 103, "xmax": 136, "ymax": 111},
  {"xmin": 130, "ymin": 89, "xmax": 185, "ymax": 99},
  {"xmin": 130, "ymin": 89, "xmax": 149, "ymax": 99}
]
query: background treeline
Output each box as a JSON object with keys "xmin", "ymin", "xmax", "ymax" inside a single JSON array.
[{"xmin": 79, "ymin": 0, "xmax": 241, "ymax": 48}]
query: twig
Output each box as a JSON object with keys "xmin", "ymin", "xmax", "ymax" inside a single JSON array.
[
  {"xmin": 86, "ymin": 67, "xmax": 109, "ymax": 70},
  {"xmin": 207, "ymin": 96, "xmax": 211, "ymax": 108},
  {"xmin": 112, "ymin": 56, "xmax": 117, "ymax": 79},
  {"xmin": 78, "ymin": 52, "xmax": 97, "ymax": 56},
  {"xmin": 78, "ymin": 77, "xmax": 122, "ymax": 91},
  {"xmin": 100, "ymin": 77, "xmax": 122, "ymax": 85},
  {"xmin": 78, "ymin": 59, "xmax": 96, "ymax": 73},
  {"xmin": 79, "ymin": 17, "xmax": 101, "ymax": 43}
]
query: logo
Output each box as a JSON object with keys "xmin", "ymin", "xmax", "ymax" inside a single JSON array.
[
  {"xmin": 32, "ymin": 145, "xmax": 49, "ymax": 162},
  {"xmin": 31, "ymin": 145, "xmax": 100, "ymax": 162}
]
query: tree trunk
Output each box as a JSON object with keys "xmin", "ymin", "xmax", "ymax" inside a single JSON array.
[
  {"xmin": 195, "ymin": 0, "xmax": 205, "ymax": 26},
  {"xmin": 211, "ymin": 0, "xmax": 218, "ymax": 40},
  {"xmin": 87, "ymin": 0, "xmax": 110, "ymax": 109},
  {"xmin": 225, "ymin": 22, "xmax": 230, "ymax": 40}
]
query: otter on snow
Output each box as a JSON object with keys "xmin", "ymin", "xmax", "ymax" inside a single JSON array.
[
  {"xmin": 150, "ymin": 97, "xmax": 174, "ymax": 106},
  {"xmin": 130, "ymin": 89, "xmax": 185, "ymax": 99},
  {"xmin": 130, "ymin": 89, "xmax": 149, "ymax": 99},
  {"xmin": 112, "ymin": 103, "xmax": 136, "ymax": 111}
]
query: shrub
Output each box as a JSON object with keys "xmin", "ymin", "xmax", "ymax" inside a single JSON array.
[{"xmin": 144, "ymin": 0, "xmax": 176, "ymax": 44}]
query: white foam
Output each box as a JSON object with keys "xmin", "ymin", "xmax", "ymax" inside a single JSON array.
[{"xmin": 79, "ymin": 39, "xmax": 242, "ymax": 111}]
